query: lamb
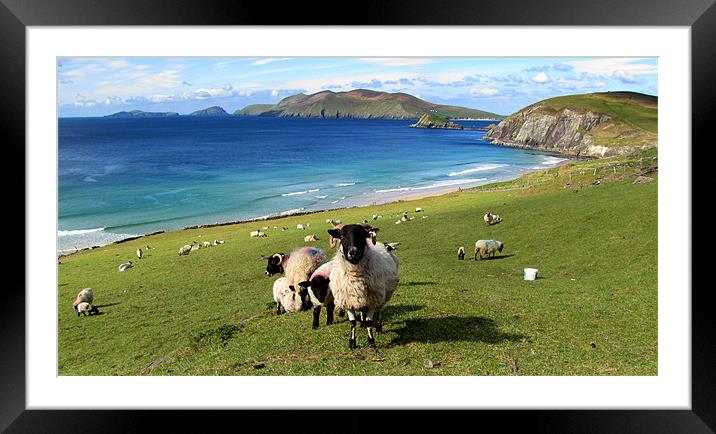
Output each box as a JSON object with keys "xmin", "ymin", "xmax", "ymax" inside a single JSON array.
[
  {"xmin": 72, "ymin": 287, "xmax": 94, "ymax": 307},
  {"xmin": 250, "ymin": 230, "xmax": 267, "ymax": 237},
  {"xmin": 136, "ymin": 248, "xmax": 143, "ymax": 259},
  {"xmin": 272, "ymin": 277, "xmax": 305, "ymax": 314},
  {"xmin": 178, "ymin": 244, "xmax": 192, "ymax": 255},
  {"xmin": 327, "ymin": 224, "xmax": 399, "ymax": 349},
  {"xmin": 118, "ymin": 261, "xmax": 133, "ymax": 272},
  {"xmin": 458, "ymin": 246, "xmax": 466, "ymax": 260},
  {"xmin": 484, "ymin": 212, "xmax": 503, "ymax": 225},
  {"xmin": 297, "ymin": 261, "xmax": 337, "ymax": 329},
  {"xmin": 75, "ymin": 302, "xmax": 100, "ymax": 317},
  {"xmin": 474, "ymin": 239, "xmax": 504, "ymax": 260},
  {"xmin": 304, "ymin": 234, "xmax": 319, "ymax": 242}
]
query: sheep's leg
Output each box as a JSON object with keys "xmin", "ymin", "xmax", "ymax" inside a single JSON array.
[
  {"xmin": 276, "ymin": 302, "xmax": 282, "ymax": 315},
  {"xmin": 312, "ymin": 305, "xmax": 322, "ymax": 330},
  {"xmin": 338, "ymin": 309, "xmax": 345, "ymax": 317},
  {"xmin": 374, "ymin": 308, "xmax": 384, "ymax": 334},
  {"xmin": 364, "ymin": 307, "xmax": 376, "ymax": 348},
  {"xmin": 326, "ymin": 302, "xmax": 335, "ymax": 326},
  {"xmin": 347, "ymin": 310, "xmax": 357, "ymax": 350}
]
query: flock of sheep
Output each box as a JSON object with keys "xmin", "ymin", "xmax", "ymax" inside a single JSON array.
[
  {"xmin": 457, "ymin": 212, "xmax": 505, "ymax": 261},
  {"xmin": 264, "ymin": 218, "xmax": 400, "ymax": 349}
]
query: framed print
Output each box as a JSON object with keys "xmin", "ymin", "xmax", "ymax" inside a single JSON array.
[{"xmin": 5, "ymin": 0, "xmax": 711, "ymax": 431}]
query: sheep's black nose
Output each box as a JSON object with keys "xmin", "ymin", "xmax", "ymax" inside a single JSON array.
[{"xmin": 346, "ymin": 247, "xmax": 358, "ymax": 261}]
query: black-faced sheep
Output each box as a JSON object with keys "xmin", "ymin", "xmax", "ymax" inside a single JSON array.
[
  {"xmin": 457, "ymin": 246, "xmax": 466, "ymax": 260},
  {"xmin": 262, "ymin": 253, "xmax": 286, "ymax": 276},
  {"xmin": 327, "ymin": 224, "xmax": 399, "ymax": 349},
  {"xmin": 297, "ymin": 261, "xmax": 336, "ymax": 329},
  {"xmin": 474, "ymin": 240, "xmax": 504, "ymax": 260},
  {"xmin": 75, "ymin": 302, "xmax": 100, "ymax": 317},
  {"xmin": 250, "ymin": 230, "xmax": 267, "ymax": 237},
  {"xmin": 136, "ymin": 248, "xmax": 143, "ymax": 259},
  {"xmin": 118, "ymin": 261, "xmax": 133, "ymax": 272}
]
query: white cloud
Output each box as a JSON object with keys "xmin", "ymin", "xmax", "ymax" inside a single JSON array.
[
  {"xmin": 147, "ymin": 94, "xmax": 175, "ymax": 103},
  {"xmin": 108, "ymin": 60, "xmax": 131, "ymax": 68},
  {"xmin": 470, "ymin": 87, "xmax": 499, "ymax": 96},
  {"xmin": 271, "ymin": 89, "xmax": 279, "ymax": 97},
  {"xmin": 565, "ymin": 58, "xmax": 656, "ymax": 77},
  {"xmin": 251, "ymin": 58, "xmax": 290, "ymax": 66},
  {"xmin": 360, "ymin": 58, "xmax": 434, "ymax": 67},
  {"xmin": 532, "ymin": 72, "xmax": 551, "ymax": 83}
]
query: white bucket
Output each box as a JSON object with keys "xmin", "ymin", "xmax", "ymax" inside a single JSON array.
[{"xmin": 524, "ymin": 268, "xmax": 538, "ymax": 281}]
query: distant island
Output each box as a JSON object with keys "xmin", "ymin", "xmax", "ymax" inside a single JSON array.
[
  {"xmin": 189, "ymin": 106, "xmax": 230, "ymax": 117},
  {"xmin": 234, "ymin": 89, "xmax": 504, "ymax": 120},
  {"xmin": 410, "ymin": 113, "xmax": 467, "ymax": 130},
  {"xmin": 485, "ymin": 91, "xmax": 657, "ymax": 158},
  {"xmin": 105, "ymin": 110, "xmax": 179, "ymax": 118}
]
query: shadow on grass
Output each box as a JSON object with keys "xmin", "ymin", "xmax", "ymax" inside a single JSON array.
[
  {"xmin": 383, "ymin": 304, "xmax": 425, "ymax": 318},
  {"xmin": 388, "ymin": 316, "xmax": 525, "ymax": 346},
  {"xmin": 475, "ymin": 254, "xmax": 515, "ymax": 261},
  {"xmin": 400, "ymin": 281, "xmax": 437, "ymax": 287},
  {"xmin": 95, "ymin": 302, "xmax": 121, "ymax": 308}
]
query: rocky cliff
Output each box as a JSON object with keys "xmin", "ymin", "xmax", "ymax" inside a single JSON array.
[
  {"xmin": 485, "ymin": 92, "xmax": 657, "ymax": 158},
  {"xmin": 410, "ymin": 113, "xmax": 465, "ymax": 129}
]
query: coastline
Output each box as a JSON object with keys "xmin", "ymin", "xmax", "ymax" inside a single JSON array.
[{"xmin": 57, "ymin": 157, "xmax": 575, "ymax": 258}]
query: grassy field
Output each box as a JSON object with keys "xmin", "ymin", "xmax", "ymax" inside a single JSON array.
[{"xmin": 58, "ymin": 153, "xmax": 657, "ymax": 376}]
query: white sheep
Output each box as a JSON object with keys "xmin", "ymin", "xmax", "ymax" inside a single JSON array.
[
  {"xmin": 136, "ymin": 248, "xmax": 143, "ymax": 259},
  {"xmin": 304, "ymin": 234, "xmax": 319, "ymax": 242},
  {"xmin": 75, "ymin": 302, "xmax": 99, "ymax": 317},
  {"xmin": 296, "ymin": 224, "xmax": 305, "ymax": 230},
  {"xmin": 178, "ymin": 244, "xmax": 192, "ymax": 255},
  {"xmin": 72, "ymin": 287, "xmax": 94, "ymax": 307},
  {"xmin": 250, "ymin": 230, "xmax": 267, "ymax": 237},
  {"xmin": 415, "ymin": 207, "xmax": 424, "ymax": 212},
  {"xmin": 328, "ymin": 224, "xmax": 399, "ymax": 349},
  {"xmin": 474, "ymin": 239, "xmax": 504, "ymax": 260},
  {"xmin": 213, "ymin": 239, "xmax": 225, "ymax": 245},
  {"xmin": 118, "ymin": 261, "xmax": 133, "ymax": 272},
  {"xmin": 457, "ymin": 246, "xmax": 466, "ymax": 260},
  {"xmin": 190, "ymin": 244, "xmax": 201, "ymax": 251},
  {"xmin": 484, "ymin": 212, "xmax": 503, "ymax": 225},
  {"xmin": 272, "ymin": 277, "xmax": 304, "ymax": 314},
  {"xmin": 201, "ymin": 241, "xmax": 211, "ymax": 248}
]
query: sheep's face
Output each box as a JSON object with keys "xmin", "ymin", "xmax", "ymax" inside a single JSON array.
[
  {"xmin": 328, "ymin": 224, "xmax": 370, "ymax": 265},
  {"xmin": 498, "ymin": 243, "xmax": 504, "ymax": 252},
  {"xmin": 264, "ymin": 253, "xmax": 285, "ymax": 276}
]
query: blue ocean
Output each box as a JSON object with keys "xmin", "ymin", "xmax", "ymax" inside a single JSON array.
[{"xmin": 58, "ymin": 117, "xmax": 567, "ymax": 253}]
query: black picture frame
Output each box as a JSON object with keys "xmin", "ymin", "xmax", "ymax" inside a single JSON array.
[{"xmin": 4, "ymin": 0, "xmax": 709, "ymax": 432}]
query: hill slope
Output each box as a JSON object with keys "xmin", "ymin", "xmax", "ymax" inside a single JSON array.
[
  {"xmin": 189, "ymin": 106, "xmax": 230, "ymax": 117},
  {"xmin": 485, "ymin": 92, "xmax": 657, "ymax": 157},
  {"xmin": 235, "ymin": 89, "xmax": 504, "ymax": 120},
  {"xmin": 105, "ymin": 110, "xmax": 179, "ymax": 118}
]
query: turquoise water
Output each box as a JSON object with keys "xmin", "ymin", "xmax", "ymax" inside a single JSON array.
[{"xmin": 58, "ymin": 116, "xmax": 566, "ymax": 253}]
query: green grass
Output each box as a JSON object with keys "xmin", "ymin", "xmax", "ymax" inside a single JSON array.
[{"xmin": 58, "ymin": 155, "xmax": 657, "ymax": 376}]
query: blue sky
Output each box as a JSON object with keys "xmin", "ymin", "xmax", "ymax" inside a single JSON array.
[{"xmin": 58, "ymin": 57, "xmax": 658, "ymax": 117}]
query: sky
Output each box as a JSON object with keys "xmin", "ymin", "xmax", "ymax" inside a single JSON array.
[{"xmin": 58, "ymin": 57, "xmax": 658, "ymax": 117}]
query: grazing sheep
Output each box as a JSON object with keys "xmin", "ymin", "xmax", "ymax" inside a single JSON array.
[
  {"xmin": 272, "ymin": 277, "xmax": 305, "ymax": 314},
  {"xmin": 385, "ymin": 242, "xmax": 400, "ymax": 252},
  {"xmin": 145, "ymin": 245, "xmax": 153, "ymax": 250},
  {"xmin": 415, "ymin": 207, "xmax": 424, "ymax": 212},
  {"xmin": 283, "ymin": 246, "xmax": 328, "ymax": 297},
  {"xmin": 327, "ymin": 224, "xmax": 399, "ymax": 349},
  {"xmin": 136, "ymin": 248, "xmax": 143, "ymax": 259},
  {"xmin": 296, "ymin": 224, "xmax": 305, "ymax": 230},
  {"xmin": 213, "ymin": 239, "xmax": 225, "ymax": 245},
  {"xmin": 484, "ymin": 212, "xmax": 503, "ymax": 225},
  {"xmin": 118, "ymin": 261, "xmax": 133, "ymax": 272},
  {"xmin": 304, "ymin": 234, "xmax": 319, "ymax": 242},
  {"xmin": 262, "ymin": 226, "xmax": 269, "ymax": 230},
  {"xmin": 457, "ymin": 246, "xmax": 466, "ymax": 260},
  {"xmin": 474, "ymin": 240, "xmax": 504, "ymax": 260},
  {"xmin": 190, "ymin": 244, "xmax": 201, "ymax": 251},
  {"xmin": 281, "ymin": 227, "xmax": 289, "ymax": 231},
  {"xmin": 201, "ymin": 241, "xmax": 211, "ymax": 248},
  {"xmin": 178, "ymin": 244, "xmax": 192, "ymax": 256},
  {"xmin": 327, "ymin": 219, "xmax": 342, "ymax": 226},
  {"xmin": 75, "ymin": 302, "xmax": 99, "ymax": 317},
  {"xmin": 372, "ymin": 214, "xmax": 382, "ymax": 220},
  {"xmin": 72, "ymin": 287, "xmax": 94, "ymax": 307},
  {"xmin": 297, "ymin": 261, "xmax": 337, "ymax": 329},
  {"xmin": 250, "ymin": 230, "xmax": 267, "ymax": 238}
]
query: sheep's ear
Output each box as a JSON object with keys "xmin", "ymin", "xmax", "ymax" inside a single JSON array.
[
  {"xmin": 297, "ymin": 280, "xmax": 311, "ymax": 288},
  {"xmin": 328, "ymin": 229, "xmax": 341, "ymax": 239}
]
